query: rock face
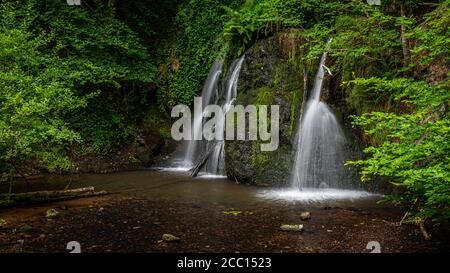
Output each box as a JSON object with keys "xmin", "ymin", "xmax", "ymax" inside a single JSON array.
[
  {"xmin": 134, "ymin": 126, "xmax": 167, "ymax": 166},
  {"xmin": 224, "ymin": 30, "xmax": 365, "ymax": 188},
  {"xmin": 225, "ymin": 30, "xmax": 306, "ymax": 187}
]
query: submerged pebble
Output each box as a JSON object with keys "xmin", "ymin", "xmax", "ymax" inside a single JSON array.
[
  {"xmin": 280, "ymin": 224, "xmax": 304, "ymax": 232},
  {"xmin": 162, "ymin": 233, "xmax": 180, "ymax": 242},
  {"xmin": 300, "ymin": 212, "xmax": 311, "ymax": 220}
]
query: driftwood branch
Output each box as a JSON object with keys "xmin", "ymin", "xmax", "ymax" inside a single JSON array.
[
  {"xmin": 419, "ymin": 221, "xmax": 432, "ymax": 241},
  {"xmin": 190, "ymin": 145, "xmax": 214, "ymax": 177},
  {"xmin": 0, "ymin": 187, "xmax": 108, "ymax": 209}
]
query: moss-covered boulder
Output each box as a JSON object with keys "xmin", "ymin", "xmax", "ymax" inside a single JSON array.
[{"xmin": 225, "ymin": 30, "xmax": 306, "ymax": 187}]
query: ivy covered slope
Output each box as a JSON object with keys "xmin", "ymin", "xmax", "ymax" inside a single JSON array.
[
  {"xmin": 0, "ymin": 0, "xmax": 178, "ymax": 179},
  {"xmin": 157, "ymin": 0, "xmax": 243, "ymax": 110},
  {"xmin": 345, "ymin": 3, "xmax": 450, "ymax": 223}
]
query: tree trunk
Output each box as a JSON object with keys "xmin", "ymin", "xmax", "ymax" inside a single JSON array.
[
  {"xmin": 400, "ymin": 2, "xmax": 410, "ymax": 69},
  {"xmin": 300, "ymin": 67, "xmax": 309, "ymax": 118}
]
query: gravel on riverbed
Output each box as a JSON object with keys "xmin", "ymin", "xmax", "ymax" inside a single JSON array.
[{"xmin": 0, "ymin": 196, "xmax": 448, "ymax": 253}]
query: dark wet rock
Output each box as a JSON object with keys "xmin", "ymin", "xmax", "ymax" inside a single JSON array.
[
  {"xmin": 300, "ymin": 212, "xmax": 311, "ymax": 221},
  {"xmin": 134, "ymin": 128, "xmax": 164, "ymax": 165},
  {"xmin": 20, "ymin": 225, "xmax": 33, "ymax": 232},
  {"xmin": 134, "ymin": 123, "xmax": 176, "ymax": 166},
  {"xmin": 46, "ymin": 209, "xmax": 59, "ymax": 218},
  {"xmin": 225, "ymin": 29, "xmax": 306, "ymax": 187}
]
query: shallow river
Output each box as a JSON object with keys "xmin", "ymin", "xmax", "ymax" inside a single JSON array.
[{"xmin": 3, "ymin": 169, "xmax": 383, "ymax": 209}]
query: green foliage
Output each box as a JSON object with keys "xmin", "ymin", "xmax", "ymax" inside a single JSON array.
[
  {"xmin": 223, "ymin": 0, "xmax": 342, "ymax": 54},
  {"xmin": 408, "ymin": 2, "xmax": 450, "ymax": 67},
  {"xmin": 0, "ymin": 0, "xmax": 159, "ymax": 179},
  {"xmin": 0, "ymin": 0, "xmax": 448, "ymax": 226},
  {"xmin": 158, "ymin": 0, "xmax": 243, "ymax": 109},
  {"xmin": 344, "ymin": 2, "xmax": 450, "ymax": 222},
  {"xmin": 348, "ymin": 82, "xmax": 450, "ymax": 221},
  {"xmin": 298, "ymin": 1, "xmax": 403, "ymax": 77},
  {"xmin": 20, "ymin": 0, "xmax": 156, "ymax": 154},
  {"xmin": 0, "ymin": 3, "xmax": 88, "ymax": 177}
]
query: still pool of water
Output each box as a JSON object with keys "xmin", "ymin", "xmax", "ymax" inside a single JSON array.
[{"xmin": 2, "ymin": 169, "xmax": 382, "ymax": 209}]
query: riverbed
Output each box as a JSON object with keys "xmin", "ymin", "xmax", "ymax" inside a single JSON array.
[{"xmin": 0, "ymin": 170, "xmax": 448, "ymax": 253}]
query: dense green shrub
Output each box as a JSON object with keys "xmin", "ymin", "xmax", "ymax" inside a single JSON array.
[
  {"xmin": 347, "ymin": 3, "xmax": 450, "ymax": 222},
  {"xmin": 0, "ymin": 4, "xmax": 87, "ymax": 178},
  {"xmin": 0, "ymin": 0, "xmax": 157, "ymax": 178}
]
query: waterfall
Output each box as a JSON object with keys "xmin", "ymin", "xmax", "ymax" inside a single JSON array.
[
  {"xmin": 182, "ymin": 56, "xmax": 245, "ymax": 175},
  {"xmin": 183, "ymin": 60, "xmax": 223, "ymax": 167},
  {"xmin": 291, "ymin": 47, "xmax": 351, "ymax": 189},
  {"xmin": 204, "ymin": 56, "xmax": 245, "ymax": 175}
]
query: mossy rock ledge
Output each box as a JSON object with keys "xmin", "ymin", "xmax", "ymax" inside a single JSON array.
[{"xmin": 225, "ymin": 30, "xmax": 305, "ymax": 187}]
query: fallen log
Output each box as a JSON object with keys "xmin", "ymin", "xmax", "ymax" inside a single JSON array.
[
  {"xmin": 190, "ymin": 150, "xmax": 212, "ymax": 177},
  {"xmin": 0, "ymin": 187, "xmax": 108, "ymax": 209}
]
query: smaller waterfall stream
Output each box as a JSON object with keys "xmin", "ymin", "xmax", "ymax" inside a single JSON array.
[
  {"xmin": 183, "ymin": 61, "xmax": 223, "ymax": 167},
  {"xmin": 181, "ymin": 56, "xmax": 245, "ymax": 175},
  {"xmin": 204, "ymin": 56, "xmax": 245, "ymax": 175},
  {"xmin": 261, "ymin": 45, "xmax": 378, "ymax": 202},
  {"xmin": 290, "ymin": 48, "xmax": 350, "ymax": 189}
]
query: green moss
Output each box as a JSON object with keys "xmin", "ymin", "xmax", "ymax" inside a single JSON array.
[
  {"xmin": 255, "ymin": 86, "xmax": 275, "ymax": 105},
  {"xmin": 143, "ymin": 108, "xmax": 172, "ymax": 140},
  {"xmin": 251, "ymin": 144, "xmax": 271, "ymax": 170},
  {"xmin": 273, "ymin": 65, "xmax": 282, "ymax": 92},
  {"xmin": 289, "ymin": 89, "xmax": 302, "ymax": 136}
]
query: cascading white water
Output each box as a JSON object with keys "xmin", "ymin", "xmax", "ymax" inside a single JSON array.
[
  {"xmin": 204, "ymin": 56, "xmax": 245, "ymax": 175},
  {"xmin": 183, "ymin": 61, "xmax": 223, "ymax": 167},
  {"xmin": 291, "ymin": 48, "xmax": 350, "ymax": 189},
  {"xmin": 182, "ymin": 56, "xmax": 245, "ymax": 175}
]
